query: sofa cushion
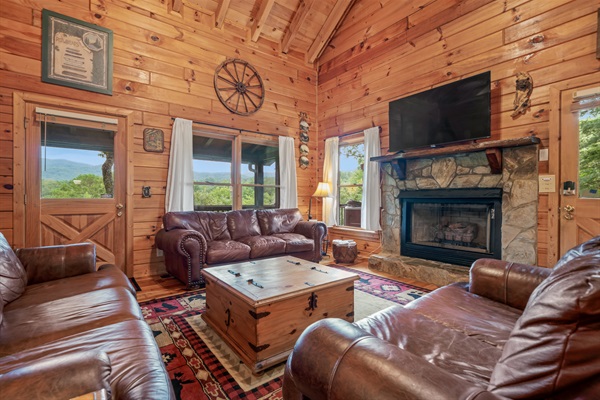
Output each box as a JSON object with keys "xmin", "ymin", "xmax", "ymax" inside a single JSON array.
[
  {"xmin": 0, "ymin": 233, "xmax": 27, "ymax": 306},
  {"xmin": 227, "ymin": 210, "xmax": 261, "ymax": 240},
  {"xmin": 0, "ymin": 319, "xmax": 173, "ymax": 400},
  {"xmin": 406, "ymin": 282, "xmax": 522, "ymax": 347},
  {"xmin": 206, "ymin": 240, "xmax": 251, "ymax": 264},
  {"xmin": 257, "ymin": 208, "xmax": 303, "ymax": 235},
  {"xmin": 355, "ymin": 305, "xmax": 503, "ymax": 387},
  {"xmin": 272, "ymin": 233, "xmax": 314, "ymax": 253},
  {"xmin": 5, "ymin": 265, "xmax": 135, "ymax": 309},
  {"xmin": 163, "ymin": 211, "xmax": 230, "ymax": 241},
  {"xmin": 237, "ymin": 235, "xmax": 286, "ymax": 258},
  {"xmin": 488, "ymin": 237, "xmax": 600, "ymax": 398},
  {"xmin": 0, "ymin": 287, "xmax": 142, "ymax": 356}
]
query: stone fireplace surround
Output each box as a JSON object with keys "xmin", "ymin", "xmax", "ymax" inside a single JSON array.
[{"xmin": 369, "ymin": 144, "xmax": 539, "ymax": 287}]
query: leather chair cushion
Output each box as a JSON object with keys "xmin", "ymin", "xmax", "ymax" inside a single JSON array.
[
  {"xmin": 1, "ymin": 287, "xmax": 142, "ymax": 356},
  {"xmin": 406, "ymin": 282, "xmax": 522, "ymax": 347},
  {"xmin": 237, "ymin": 236, "xmax": 286, "ymax": 258},
  {"xmin": 355, "ymin": 304, "xmax": 503, "ymax": 387},
  {"xmin": 489, "ymin": 237, "xmax": 600, "ymax": 399},
  {"xmin": 163, "ymin": 211, "xmax": 230, "ymax": 241},
  {"xmin": 227, "ymin": 210, "xmax": 261, "ymax": 240},
  {"xmin": 0, "ymin": 233, "xmax": 27, "ymax": 306},
  {"xmin": 206, "ymin": 240, "xmax": 251, "ymax": 264},
  {"xmin": 0, "ymin": 319, "xmax": 173, "ymax": 400},
  {"xmin": 272, "ymin": 233, "xmax": 314, "ymax": 253},
  {"xmin": 256, "ymin": 208, "xmax": 303, "ymax": 235}
]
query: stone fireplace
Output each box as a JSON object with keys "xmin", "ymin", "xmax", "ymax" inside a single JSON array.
[
  {"xmin": 399, "ymin": 188, "xmax": 503, "ymax": 266},
  {"xmin": 369, "ymin": 144, "xmax": 539, "ymax": 286}
]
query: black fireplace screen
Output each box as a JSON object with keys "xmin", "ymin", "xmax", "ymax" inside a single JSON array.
[{"xmin": 400, "ymin": 189, "xmax": 502, "ymax": 266}]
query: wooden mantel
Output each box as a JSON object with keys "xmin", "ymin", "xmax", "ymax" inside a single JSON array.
[{"xmin": 371, "ymin": 136, "xmax": 541, "ymax": 180}]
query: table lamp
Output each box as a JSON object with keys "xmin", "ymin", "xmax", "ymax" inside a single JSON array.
[{"xmin": 308, "ymin": 182, "xmax": 331, "ymax": 220}]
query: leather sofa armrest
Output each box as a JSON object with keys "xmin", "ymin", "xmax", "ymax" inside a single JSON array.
[
  {"xmin": 294, "ymin": 220, "xmax": 326, "ymax": 240},
  {"xmin": 16, "ymin": 242, "xmax": 97, "ymax": 285},
  {"xmin": 284, "ymin": 318, "xmax": 506, "ymax": 400},
  {"xmin": 0, "ymin": 351, "xmax": 112, "ymax": 400},
  {"xmin": 469, "ymin": 259, "xmax": 552, "ymax": 310},
  {"xmin": 155, "ymin": 228, "xmax": 208, "ymax": 264}
]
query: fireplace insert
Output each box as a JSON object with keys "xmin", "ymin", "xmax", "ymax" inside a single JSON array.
[{"xmin": 399, "ymin": 188, "xmax": 502, "ymax": 266}]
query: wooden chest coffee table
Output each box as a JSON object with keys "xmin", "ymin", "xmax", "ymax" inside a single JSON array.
[{"xmin": 201, "ymin": 256, "xmax": 359, "ymax": 374}]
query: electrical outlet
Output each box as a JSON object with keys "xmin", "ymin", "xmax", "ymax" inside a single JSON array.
[{"xmin": 156, "ymin": 248, "xmax": 164, "ymax": 257}]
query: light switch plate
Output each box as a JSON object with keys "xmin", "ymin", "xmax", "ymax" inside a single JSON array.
[
  {"xmin": 539, "ymin": 148, "xmax": 549, "ymax": 161},
  {"xmin": 156, "ymin": 248, "xmax": 164, "ymax": 257},
  {"xmin": 539, "ymin": 175, "xmax": 556, "ymax": 193}
]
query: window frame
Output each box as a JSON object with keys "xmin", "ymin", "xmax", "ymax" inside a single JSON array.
[
  {"xmin": 337, "ymin": 135, "xmax": 365, "ymax": 228},
  {"xmin": 192, "ymin": 129, "xmax": 280, "ymax": 211}
]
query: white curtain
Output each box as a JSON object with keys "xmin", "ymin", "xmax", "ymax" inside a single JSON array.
[
  {"xmin": 361, "ymin": 127, "xmax": 381, "ymax": 230},
  {"xmin": 322, "ymin": 137, "xmax": 339, "ymax": 226},
  {"xmin": 279, "ymin": 136, "xmax": 298, "ymax": 208},
  {"xmin": 165, "ymin": 118, "xmax": 194, "ymax": 212}
]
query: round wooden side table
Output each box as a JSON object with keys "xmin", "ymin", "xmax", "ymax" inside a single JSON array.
[{"xmin": 332, "ymin": 240, "xmax": 358, "ymax": 264}]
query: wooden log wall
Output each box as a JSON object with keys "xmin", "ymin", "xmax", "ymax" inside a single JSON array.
[
  {"xmin": 317, "ymin": 0, "xmax": 600, "ymax": 267},
  {"xmin": 0, "ymin": 0, "xmax": 317, "ymax": 277}
]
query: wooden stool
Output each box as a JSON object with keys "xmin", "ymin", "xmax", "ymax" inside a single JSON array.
[{"xmin": 332, "ymin": 240, "xmax": 358, "ymax": 264}]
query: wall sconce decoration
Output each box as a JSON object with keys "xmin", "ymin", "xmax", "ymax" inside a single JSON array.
[
  {"xmin": 511, "ymin": 72, "xmax": 533, "ymax": 118},
  {"xmin": 143, "ymin": 128, "xmax": 164, "ymax": 152},
  {"xmin": 299, "ymin": 112, "xmax": 310, "ymax": 169}
]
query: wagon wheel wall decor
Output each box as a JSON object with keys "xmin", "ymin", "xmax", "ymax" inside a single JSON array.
[{"xmin": 214, "ymin": 59, "xmax": 265, "ymax": 116}]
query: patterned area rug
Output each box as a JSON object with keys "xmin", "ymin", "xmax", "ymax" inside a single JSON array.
[{"xmin": 140, "ymin": 265, "xmax": 430, "ymax": 400}]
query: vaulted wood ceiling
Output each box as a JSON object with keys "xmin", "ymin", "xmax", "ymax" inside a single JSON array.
[{"xmin": 178, "ymin": 0, "xmax": 356, "ymax": 63}]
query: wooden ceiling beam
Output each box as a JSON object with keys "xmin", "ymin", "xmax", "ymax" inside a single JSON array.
[
  {"xmin": 215, "ymin": 0, "xmax": 231, "ymax": 28},
  {"xmin": 251, "ymin": 0, "xmax": 276, "ymax": 42},
  {"xmin": 281, "ymin": 0, "xmax": 314, "ymax": 54},
  {"xmin": 306, "ymin": 0, "xmax": 356, "ymax": 63}
]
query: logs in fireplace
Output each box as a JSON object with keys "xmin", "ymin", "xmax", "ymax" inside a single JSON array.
[{"xmin": 399, "ymin": 188, "xmax": 502, "ymax": 266}]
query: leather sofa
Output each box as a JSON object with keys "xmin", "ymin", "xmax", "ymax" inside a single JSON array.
[
  {"xmin": 0, "ymin": 233, "xmax": 175, "ymax": 400},
  {"xmin": 155, "ymin": 208, "xmax": 327, "ymax": 288},
  {"xmin": 283, "ymin": 236, "xmax": 600, "ymax": 399}
]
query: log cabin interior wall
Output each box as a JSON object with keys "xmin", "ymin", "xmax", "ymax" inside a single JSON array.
[
  {"xmin": 317, "ymin": 0, "xmax": 600, "ymax": 267},
  {"xmin": 1, "ymin": 0, "xmax": 598, "ymax": 276},
  {"xmin": 0, "ymin": 0, "xmax": 319, "ymax": 277}
]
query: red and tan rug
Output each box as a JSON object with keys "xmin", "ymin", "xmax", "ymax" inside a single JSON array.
[{"xmin": 139, "ymin": 265, "xmax": 430, "ymax": 400}]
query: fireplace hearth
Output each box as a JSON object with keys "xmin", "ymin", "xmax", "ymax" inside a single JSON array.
[{"xmin": 399, "ymin": 189, "xmax": 502, "ymax": 266}]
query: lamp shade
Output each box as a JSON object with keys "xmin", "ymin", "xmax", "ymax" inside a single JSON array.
[{"xmin": 312, "ymin": 182, "xmax": 332, "ymax": 198}]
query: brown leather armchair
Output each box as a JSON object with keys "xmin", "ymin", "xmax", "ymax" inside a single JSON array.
[
  {"xmin": 155, "ymin": 208, "xmax": 327, "ymax": 288},
  {"xmin": 283, "ymin": 236, "xmax": 600, "ymax": 399}
]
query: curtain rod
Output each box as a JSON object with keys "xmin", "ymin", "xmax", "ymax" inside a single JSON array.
[
  {"xmin": 171, "ymin": 117, "xmax": 281, "ymax": 138},
  {"xmin": 323, "ymin": 126, "xmax": 382, "ymax": 141}
]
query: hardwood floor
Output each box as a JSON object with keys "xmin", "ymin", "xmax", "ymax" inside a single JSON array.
[{"xmin": 134, "ymin": 254, "xmax": 439, "ymax": 302}]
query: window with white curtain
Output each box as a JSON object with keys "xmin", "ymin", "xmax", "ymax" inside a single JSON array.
[
  {"xmin": 192, "ymin": 132, "xmax": 280, "ymax": 211},
  {"xmin": 338, "ymin": 139, "xmax": 364, "ymax": 227}
]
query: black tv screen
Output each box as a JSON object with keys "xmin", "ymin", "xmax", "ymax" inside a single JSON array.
[{"xmin": 389, "ymin": 71, "xmax": 491, "ymax": 152}]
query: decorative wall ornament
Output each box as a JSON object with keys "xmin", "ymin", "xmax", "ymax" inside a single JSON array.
[
  {"xmin": 298, "ymin": 112, "xmax": 310, "ymax": 168},
  {"xmin": 143, "ymin": 128, "xmax": 164, "ymax": 152},
  {"xmin": 511, "ymin": 72, "xmax": 533, "ymax": 118},
  {"xmin": 41, "ymin": 9, "xmax": 113, "ymax": 95},
  {"xmin": 214, "ymin": 59, "xmax": 265, "ymax": 115}
]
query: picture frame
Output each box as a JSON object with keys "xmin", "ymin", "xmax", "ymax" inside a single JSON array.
[
  {"xmin": 143, "ymin": 128, "xmax": 165, "ymax": 153},
  {"xmin": 42, "ymin": 9, "xmax": 113, "ymax": 95}
]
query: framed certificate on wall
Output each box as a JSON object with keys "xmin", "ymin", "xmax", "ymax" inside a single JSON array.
[{"xmin": 41, "ymin": 9, "xmax": 113, "ymax": 95}]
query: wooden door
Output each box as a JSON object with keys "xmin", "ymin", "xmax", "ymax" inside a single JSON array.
[
  {"xmin": 24, "ymin": 103, "xmax": 127, "ymax": 269},
  {"xmin": 559, "ymin": 85, "xmax": 600, "ymax": 254}
]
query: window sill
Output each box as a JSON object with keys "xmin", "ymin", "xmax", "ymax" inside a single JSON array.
[{"xmin": 329, "ymin": 225, "xmax": 380, "ymax": 238}]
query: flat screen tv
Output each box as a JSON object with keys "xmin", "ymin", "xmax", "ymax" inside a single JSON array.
[{"xmin": 389, "ymin": 71, "xmax": 491, "ymax": 152}]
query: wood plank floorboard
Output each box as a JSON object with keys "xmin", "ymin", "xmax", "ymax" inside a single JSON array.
[{"xmin": 135, "ymin": 254, "xmax": 439, "ymax": 302}]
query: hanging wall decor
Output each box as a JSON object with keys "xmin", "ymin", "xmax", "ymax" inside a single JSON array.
[
  {"xmin": 299, "ymin": 112, "xmax": 310, "ymax": 169},
  {"xmin": 214, "ymin": 59, "xmax": 265, "ymax": 115},
  {"xmin": 41, "ymin": 9, "xmax": 113, "ymax": 95},
  {"xmin": 511, "ymin": 72, "xmax": 533, "ymax": 118},
  {"xmin": 143, "ymin": 128, "xmax": 164, "ymax": 153}
]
